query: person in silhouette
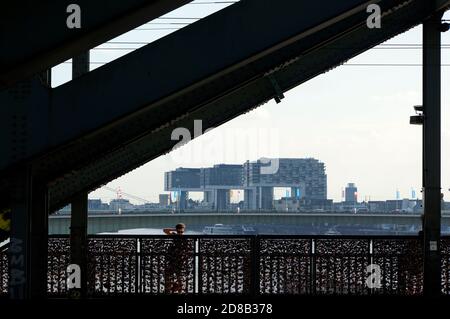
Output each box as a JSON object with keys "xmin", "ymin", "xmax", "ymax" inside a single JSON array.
[
  {"xmin": 163, "ymin": 223, "xmax": 185, "ymax": 236},
  {"xmin": 163, "ymin": 223, "xmax": 188, "ymax": 293}
]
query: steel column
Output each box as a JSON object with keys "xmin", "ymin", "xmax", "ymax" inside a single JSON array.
[
  {"xmin": 7, "ymin": 70, "xmax": 51, "ymax": 299},
  {"xmin": 69, "ymin": 52, "xmax": 90, "ymax": 298},
  {"xmin": 72, "ymin": 52, "xmax": 90, "ymax": 78},
  {"xmin": 9, "ymin": 168, "xmax": 48, "ymax": 299},
  {"xmin": 422, "ymin": 13, "xmax": 442, "ymax": 296},
  {"xmin": 250, "ymin": 236, "xmax": 260, "ymax": 296},
  {"xmin": 69, "ymin": 193, "xmax": 88, "ymax": 298},
  {"xmin": 29, "ymin": 180, "xmax": 48, "ymax": 298}
]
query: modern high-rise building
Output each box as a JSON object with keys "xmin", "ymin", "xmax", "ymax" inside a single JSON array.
[
  {"xmin": 164, "ymin": 168, "xmax": 200, "ymax": 190},
  {"xmin": 201, "ymin": 164, "xmax": 243, "ymax": 187},
  {"xmin": 243, "ymin": 158, "xmax": 327, "ymax": 197},
  {"xmin": 164, "ymin": 168, "xmax": 201, "ymax": 209},
  {"xmin": 164, "ymin": 158, "xmax": 327, "ymax": 211},
  {"xmin": 200, "ymin": 164, "xmax": 243, "ymax": 210},
  {"xmin": 345, "ymin": 183, "xmax": 357, "ymax": 203}
]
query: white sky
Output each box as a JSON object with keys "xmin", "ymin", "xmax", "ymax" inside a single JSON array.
[{"xmin": 52, "ymin": 3, "xmax": 450, "ymax": 204}]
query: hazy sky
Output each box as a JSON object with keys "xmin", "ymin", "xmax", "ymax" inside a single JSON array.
[{"xmin": 52, "ymin": 2, "xmax": 450, "ymax": 204}]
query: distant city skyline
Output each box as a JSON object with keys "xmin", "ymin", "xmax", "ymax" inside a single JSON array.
[{"xmin": 89, "ymin": 156, "xmax": 423, "ymax": 206}]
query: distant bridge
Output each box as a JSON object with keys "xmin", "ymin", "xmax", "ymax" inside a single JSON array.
[{"xmin": 48, "ymin": 211, "xmax": 450, "ymax": 234}]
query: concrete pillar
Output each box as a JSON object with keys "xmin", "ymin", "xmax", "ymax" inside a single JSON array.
[
  {"xmin": 260, "ymin": 187, "xmax": 274, "ymax": 210},
  {"xmin": 291, "ymin": 187, "xmax": 297, "ymax": 198},
  {"xmin": 244, "ymin": 189, "xmax": 257, "ymax": 210},
  {"xmin": 179, "ymin": 191, "xmax": 188, "ymax": 210},
  {"xmin": 204, "ymin": 191, "xmax": 213, "ymax": 204},
  {"xmin": 258, "ymin": 187, "xmax": 262, "ymax": 210},
  {"xmin": 214, "ymin": 189, "xmax": 230, "ymax": 211}
]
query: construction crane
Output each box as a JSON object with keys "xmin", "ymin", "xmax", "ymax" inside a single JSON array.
[{"xmin": 101, "ymin": 186, "xmax": 152, "ymax": 204}]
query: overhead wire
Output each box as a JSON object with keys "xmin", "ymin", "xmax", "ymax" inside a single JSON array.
[{"xmin": 57, "ymin": 0, "xmax": 450, "ymax": 68}]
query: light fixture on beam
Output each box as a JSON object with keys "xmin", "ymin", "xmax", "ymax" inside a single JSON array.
[{"xmin": 410, "ymin": 105, "xmax": 424, "ymax": 125}]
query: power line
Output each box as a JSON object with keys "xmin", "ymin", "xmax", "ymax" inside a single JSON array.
[
  {"xmin": 90, "ymin": 46, "xmax": 450, "ymax": 51},
  {"xmin": 101, "ymin": 41, "xmax": 450, "ymax": 45},
  {"xmin": 155, "ymin": 17, "xmax": 201, "ymax": 20},
  {"xmin": 144, "ymin": 22, "xmax": 191, "ymax": 25},
  {"xmin": 105, "ymin": 41, "xmax": 150, "ymax": 45},
  {"xmin": 343, "ymin": 63, "xmax": 444, "ymax": 66},
  {"xmin": 100, "ymin": 39, "xmax": 450, "ymax": 46},
  {"xmin": 133, "ymin": 28, "xmax": 180, "ymax": 31},
  {"xmin": 62, "ymin": 61, "xmax": 450, "ymax": 67},
  {"xmin": 91, "ymin": 40, "xmax": 450, "ymax": 53},
  {"xmin": 189, "ymin": 1, "xmax": 238, "ymax": 4}
]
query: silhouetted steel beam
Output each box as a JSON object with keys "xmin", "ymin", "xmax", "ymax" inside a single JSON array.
[
  {"xmin": 68, "ymin": 53, "xmax": 89, "ymax": 299},
  {"xmin": 47, "ymin": 0, "xmax": 450, "ymax": 211},
  {"xmin": 0, "ymin": 0, "xmax": 190, "ymax": 89},
  {"xmin": 48, "ymin": 0, "xmax": 372, "ymax": 150},
  {"xmin": 422, "ymin": 12, "xmax": 442, "ymax": 297},
  {"xmin": 8, "ymin": 171, "xmax": 48, "ymax": 299},
  {"xmin": 69, "ymin": 192, "xmax": 88, "ymax": 298},
  {"xmin": 8, "ymin": 167, "xmax": 49, "ymax": 299},
  {"xmin": 8, "ymin": 0, "xmax": 402, "ymax": 177},
  {"xmin": 2, "ymin": 0, "xmax": 450, "ymax": 212},
  {"xmin": 1, "ymin": 0, "xmax": 372, "ymax": 178},
  {"xmin": 7, "ymin": 72, "xmax": 51, "ymax": 300}
]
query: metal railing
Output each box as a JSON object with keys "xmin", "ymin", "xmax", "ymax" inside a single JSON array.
[{"xmin": 1, "ymin": 235, "xmax": 450, "ymax": 297}]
